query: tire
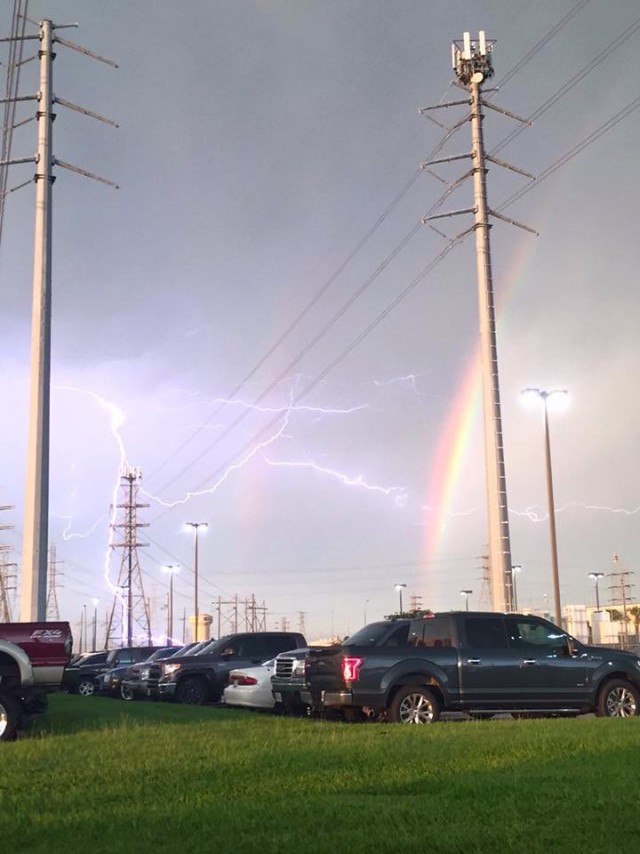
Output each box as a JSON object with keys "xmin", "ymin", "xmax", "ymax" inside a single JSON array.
[
  {"xmin": 388, "ymin": 685, "xmax": 440, "ymax": 724},
  {"xmin": 120, "ymin": 684, "xmax": 135, "ymax": 702},
  {"xmin": 597, "ymin": 679, "xmax": 640, "ymax": 718},
  {"xmin": 0, "ymin": 691, "xmax": 20, "ymax": 741},
  {"xmin": 77, "ymin": 679, "xmax": 96, "ymax": 697},
  {"xmin": 175, "ymin": 677, "xmax": 210, "ymax": 705}
]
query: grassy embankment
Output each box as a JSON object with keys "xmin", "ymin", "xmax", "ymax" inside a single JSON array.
[{"xmin": 2, "ymin": 694, "xmax": 639, "ymax": 853}]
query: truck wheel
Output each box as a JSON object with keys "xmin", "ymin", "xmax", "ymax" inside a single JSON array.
[
  {"xmin": 120, "ymin": 684, "xmax": 135, "ymax": 702},
  {"xmin": 0, "ymin": 691, "xmax": 20, "ymax": 741},
  {"xmin": 597, "ymin": 679, "xmax": 640, "ymax": 717},
  {"xmin": 77, "ymin": 679, "xmax": 96, "ymax": 697},
  {"xmin": 388, "ymin": 685, "xmax": 440, "ymax": 724},
  {"xmin": 176, "ymin": 677, "xmax": 210, "ymax": 705}
]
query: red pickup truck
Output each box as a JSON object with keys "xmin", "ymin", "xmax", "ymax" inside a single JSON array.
[{"xmin": 0, "ymin": 621, "xmax": 73, "ymax": 740}]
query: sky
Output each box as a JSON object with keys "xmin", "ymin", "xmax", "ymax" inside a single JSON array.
[{"xmin": 1, "ymin": 0, "xmax": 639, "ymax": 643}]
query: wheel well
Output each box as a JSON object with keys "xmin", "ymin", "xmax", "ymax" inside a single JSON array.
[
  {"xmin": 387, "ymin": 675, "xmax": 444, "ymax": 708},
  {"xmin": 596, "ymin": 671, "xmax": 640, "ymax": 700},
  {"xmin": 0, "ymin": 653, "xmax": 21, "ymax": 690}
]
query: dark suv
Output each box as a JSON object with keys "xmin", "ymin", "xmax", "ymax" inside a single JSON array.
[
  {"xmin": 63, "ymin": 646, "xmax": 161, "ymax": 697},
  {"xmin": 62, "ymin": 651, "xmax": 110, "ymax": 696},
  {"xmin": 147, "ymin": 632, "xmax": 307, "ymax": 705}
]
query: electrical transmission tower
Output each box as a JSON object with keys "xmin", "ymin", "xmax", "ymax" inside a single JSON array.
[
  {"xmin": 105, "ymin": 468, "xmax": 151, "ymax": 647},
  {"xmin": 409, "ymin": 594, "xmax": 423, "ymax": 613},
  {"xmin": 0, "ymin": 505, "xmax": 16, "ymax": 621},
  {"xmin": 420, "ymin": 32, "xmax": 535, "ymax": 613},
  {"xmin": 46, "ymin": 543, "xmax": 63, "ymax": 620}
]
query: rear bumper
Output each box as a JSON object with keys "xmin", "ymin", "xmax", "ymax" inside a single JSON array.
[{"xmin": 321, "ymin": 691, "xmax": 354, "ymax": 707}]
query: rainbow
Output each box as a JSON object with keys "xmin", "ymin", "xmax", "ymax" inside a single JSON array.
[
  {"xmin": 422, "ymin": 236, "xmax": 537, "ymax": 593},
  {"xmin": 422, "ymin": 348, "xmax": 482, "ymax": 582}
]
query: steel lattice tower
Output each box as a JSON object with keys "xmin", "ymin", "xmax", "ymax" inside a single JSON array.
[
  {"xmin": 46, "ymin": 543, "xmax": 62, "ymax": 620},
  {"xmin": 105, "ymin": 468, "xmax": 151, "ymax": 646}
]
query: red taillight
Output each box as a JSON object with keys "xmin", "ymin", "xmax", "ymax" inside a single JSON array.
[
  {"xmin": 232, "ymin": 674, "xmax": 258, "ymax": 686},
  {"xmin": 342, "ymin": 656, "xmax": 363, "ymax": 682}
]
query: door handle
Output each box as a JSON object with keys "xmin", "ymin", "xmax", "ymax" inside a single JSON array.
[
  {"xmin": 467, "ymin": 659, "xmax": 481, "ymax": 665},
  {"xmin": 522, "ymin": 659, "xmax": 537, "ymax": 665}
]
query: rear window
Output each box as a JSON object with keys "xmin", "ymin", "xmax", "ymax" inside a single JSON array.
[{"xmin": 344, "ymin": 622, "xmax": 409, "ymax": 646}]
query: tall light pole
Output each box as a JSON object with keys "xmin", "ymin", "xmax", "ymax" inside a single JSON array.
[
  {"xmin": 589, "ymin": 572, "xmax": 605, "ymax": 612},
  {"xmin": 163, "ymin": 565, "xmax": 180, "ymax": 645},
  {"xmin": 460, "ymin": 589, "xmax": 473, "ymax": 611},
  {"xmin": 363, "ymin": 599, "xmax": 370, "ymax": 625},
  {"xmin": 521, "ymin": 388, "xmax": 568, "ymax": 628},
  {"xmin": 395, "ymin": 583, "xmax": 407, "ymax": 615},
  {"xmin": 511, "ymin": 565, "xmax": 522, "ymax": 612},
  {"xmin": 185, "ymin": 522, "xmax": 208, "ymax": 641}
]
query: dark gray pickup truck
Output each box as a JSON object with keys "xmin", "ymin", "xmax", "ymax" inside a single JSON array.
[{"xmin": 300, "ymin": 611, "xmax": 640, "ymax": 723}]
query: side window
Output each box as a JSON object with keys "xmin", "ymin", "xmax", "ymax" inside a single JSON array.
[
  {"xmin": 263, "ymin": 636, "xmax": 298, "ymax": 658},
  {"xmin": 237, "ymin": 637, "xmax": 266, "ymax": 658},
  {"xmin": 464, "ymin": 617, "xmax": 508, "ymax": 649},
  {"xmin": 219, "ymin": 640, "xmax": 242, "ymax": 657},
  {"xmin": 381, "ymin": 624, "xmax": 410, "ymax": 647},
  {"xmin": 508, "ymin": 618, "xmax": 567, "ymax": 651},
  {"xmin": 410, "ymin": 617, "xmax": 453, "ymax": 648}
]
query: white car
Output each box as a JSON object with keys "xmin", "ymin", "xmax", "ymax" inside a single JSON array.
[{"xmin": 222, "ymin": 658, "xmax": 276, "ymax": 710}]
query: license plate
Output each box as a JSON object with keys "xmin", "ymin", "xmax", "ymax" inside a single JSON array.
[{"xmin": 274, "ymin": 692, "xmax": 282, "ymax": 702}]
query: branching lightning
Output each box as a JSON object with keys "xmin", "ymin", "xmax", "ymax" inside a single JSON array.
[
  {"xmin": 142, "ymin": 409, "xmax": 293, "ymax": 508},
  {"xmin": 262, "ymin": 456, "xmax": 408, "ymax": 506}
]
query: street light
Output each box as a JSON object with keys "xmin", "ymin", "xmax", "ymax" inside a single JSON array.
[
  {"xmin": 460, "ymin": 589, "xmax": 472, "ymax": 611},
  {"xmin": 589, "ymin": 572, "xmax": 605, "ymax": 611},
  {"xmin": 511, "ymin": 565, "xmax": 522, "ymax": 612},
  {"xmin": 394, "ymin": 583, "xmax": 407, "ymax": 614},
  {"xmin": 185, "ymin": 522, "xmax": 208, "ymax": 641},
  {"xmin": 521, "ymin": 387, "xmax": 568, "ymax": 628},
  {"xmin": 162, "ymin": 565, "xmax": 180, "ymax": 645}
]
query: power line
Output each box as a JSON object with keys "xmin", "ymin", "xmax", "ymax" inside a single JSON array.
[{"xmin": 148, "ymin": 90, "xmax": 640, "ymax": 521}]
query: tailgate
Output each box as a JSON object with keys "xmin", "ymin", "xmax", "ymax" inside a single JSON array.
[{"xmin": 306, "ymin": 646, "xmax": 345, "ymax": 698}]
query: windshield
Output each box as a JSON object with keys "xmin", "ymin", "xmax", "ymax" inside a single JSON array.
[{"xmin": 344, "ymin": 621, "xmax": 402, "ymax": 646}]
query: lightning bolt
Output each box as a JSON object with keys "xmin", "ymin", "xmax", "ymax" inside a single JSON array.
[
  {"xmin": 54, "ymin": 384, "xmax": 129, "ymax": 596},
  {"xmin": 142, "ymin": 409, "xmax": 293, "ymax": 509},
  {"xmin": 262, "ymin": 456, "xmax": 408, "ymax": 506}
]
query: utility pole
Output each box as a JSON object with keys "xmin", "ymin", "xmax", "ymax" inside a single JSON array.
[
  {"xmin": 0, "ymin": 18, "xmax": 117, "ymax": 620},
  {"xmin": 420, "ymin": 32, "xmax": 535, "ymax": 612},
  {"xmin": 105, "ymin": 467, "xmax": 151, "ymax": 647},
  {"xmin": 609, "ymin": 554, "xmax": 634, "ymax": 648}
]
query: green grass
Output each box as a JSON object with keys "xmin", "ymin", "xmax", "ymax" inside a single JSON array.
[{"xmin": 3, "ymin": 695, "xmax": 640, "ymax": 853}]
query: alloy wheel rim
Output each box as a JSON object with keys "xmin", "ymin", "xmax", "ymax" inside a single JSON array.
[
  {"xmin": 607, "ymin": 687, "xmax": 636, "ymax": 717},
  {"xmin": 400, "ymin": 693, "xmax": 434, "ymax": 724},
  {"xmin": 0, "ymin": 705, "xmax": 7, "ymax": 737}
]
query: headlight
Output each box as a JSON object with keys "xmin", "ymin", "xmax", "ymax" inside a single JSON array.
[
  {"xmin": 139, "ymin": 666, "xmax": 150, "ymax": 679},
  {"xmin": 163, "ymin": 663, "xmax": 181, "ymax": 675}
]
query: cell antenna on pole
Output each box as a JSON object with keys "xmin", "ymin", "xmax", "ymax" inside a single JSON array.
[{"xmin": 419, "ymin": 32, "xmax": 536, "ymax": 613}]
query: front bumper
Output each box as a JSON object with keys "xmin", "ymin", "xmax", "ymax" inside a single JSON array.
[{"xmin": 147, "ymin": 681, "xmax": 177, "ymax": 700}]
